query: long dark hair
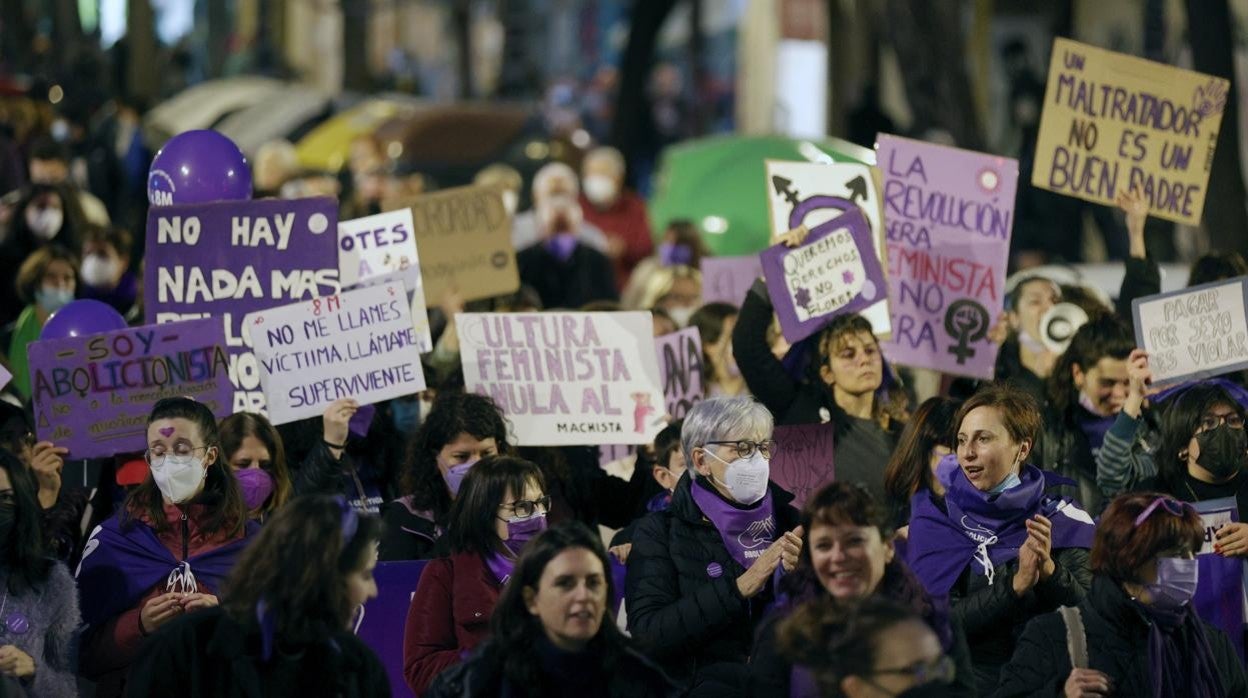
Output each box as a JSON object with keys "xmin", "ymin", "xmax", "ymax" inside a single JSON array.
[
  {"xmin": 1047, "ymin": 313, "xmax": 1133, "ymax": 415},
  {"xmin": 883, "ymin": 397, "xmax": 959, "ymax": 503},
  {"xmin": 1157, "ymin": 384, "xmax": 1246, "ymax": 494},
  {"xmin": 444, "ymin": 456, "xmax": 545, "ymax": 557},
  {"xmin": 785, "ymin": 482, "xmax": 952, "ymax": 650},
  {"xmin": 219, "ymin": 412, "xmax": 292, "ymax": 516},
  {"xmin": 123, "ymin": 397, "xmax": 247, "ymax": 538},
  {"xmin": 0, "ymin": 450, "xmax": 51, "ymax": 594},
  {"xmin": 402, "ymin": 392, "xmax": 510, "ymax": 526},
  {"xmin": 222, "ymin": 496, "xmax": 382, "ymax": 644},
  {"xmin": 489, "ymin": 522, "xmax": 630, "ymax": 695}
]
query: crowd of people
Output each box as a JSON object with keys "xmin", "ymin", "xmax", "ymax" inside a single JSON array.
[{"xmin": 0, "ymin": 89, "xmax": 1246, "ymax": 698}]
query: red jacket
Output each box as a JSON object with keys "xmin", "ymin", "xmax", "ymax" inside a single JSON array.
[
  {"xmin": 580, "ymin": 190, "xmax": 654, "ymax": 290},
  {"xmin": 80, "ymin": 503, "xmax": 245, "ymax": 697},
  {"xmin": 403, "ymin": 551, "xmax": 502, "ymax": 695}
]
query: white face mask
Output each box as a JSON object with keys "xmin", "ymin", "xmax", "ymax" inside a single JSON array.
[
  {"xmin": 80, "ymin": 254, "xmax": 119, "ymax": 287},
  {"xmin": 706, "ymin": 449, "xmax": 770, "ymax": 505},
  {"xmin": 25, "ymin": 206, "xmax": 63, "ymax": 241},
  {"xmin": 583, "ymin": 174, "xmax": 618, "ymax": 206},
  {"xmin": 667, "ymin": 306, "xmax": 696, "ymax": 327},
  {"xmin": 150, "ymin": 454, "xmax": 210, "ymax": 503}
]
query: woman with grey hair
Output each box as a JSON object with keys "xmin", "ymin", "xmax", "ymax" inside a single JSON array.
[{"xmin": 625, "ymin": 396, "xmax": 804, "ymax": 697}]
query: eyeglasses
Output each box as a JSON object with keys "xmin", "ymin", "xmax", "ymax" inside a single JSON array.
[
  {"xmin": 144, "ymin": 444, "xmax": 209, "ymax": 466},
  {"xmin": 1199, "ymin": 413, "xmax": 1245, "ymax": 431},
  {"xmin": 500, "ymin": 495, "xmax": 551, "ymax": 519},
  {"xmin": 704, "ymin": 439, "xmax": 778, "ymax": 460},
  {"xmin": 871, "ymin": 655, "xmax": 956, "ymax": 685},
  {"xmin": 1134, "ymin": 496, "xmax": 1192, "ymax": 527}
]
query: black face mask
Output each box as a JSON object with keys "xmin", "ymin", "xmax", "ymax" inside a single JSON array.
[{"xmin": 1195, "ymin": 424, "xmax": 1248, "ymax": 480}]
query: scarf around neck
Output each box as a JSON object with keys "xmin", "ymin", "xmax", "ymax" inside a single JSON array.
[{"xmin": 689, "ymin": 478, "xmax": 777, "ymax": 569}]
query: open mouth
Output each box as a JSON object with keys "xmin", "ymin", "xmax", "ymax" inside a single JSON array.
[
  {"xmin": 963, "ymin": 465, "xmax": 984, "ymax": 480},
  {"xmin": 568, "ymin": 610, "xmax": 596, "ymax": 621}
]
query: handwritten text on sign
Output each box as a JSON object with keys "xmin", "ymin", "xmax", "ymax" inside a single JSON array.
[
  {"xmin": 1032, "ymin": 37, "xmax": 1228, "ymax": 225},
  {"xmin": 457, "ymin": 312, "xmax": 666, "ymax": 446},
  {"xmin": 145, "ymin": 197, "xmax": 340, "ymax": 414},
  {"xmin": 769, "ymin": 423, "xmax": 837, "ymax": 509},
  {"xmin": 247, "ymin": 284, "xmax": 427, "ymax": 425},
  {"xmin": 655, "ymin": 327, "xmax": 704, "ymax": 419},
  {"xmin": 1133, "ymin": 278, "xmax": 1248, "ymax": 384},
  {"xmin": 28, "ymin": 318, "xmax": 232, "ymax": 459},
  {"xmin": 876, "ymin": 135, "xmax": 1016, "ymax": 380}
]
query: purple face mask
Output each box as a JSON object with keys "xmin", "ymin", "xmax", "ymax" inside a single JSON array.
[
  {"xmin": 503, "ymin": 513, "xmax": 547, "ymax": 556},
  {"xmin": 1145, "ymin": 557, "xmax": 1199, "ymax": 611},
  {"xmin": 443, "ymin": 458, "xmax": 479, "ymax": 497},
  {"xmin": 545, "ymin": 232, "xmax": 578, "ymax": 262},
  {"xmin": 236, "ymin": 468, "xmax": 275, "ymax": 511}
]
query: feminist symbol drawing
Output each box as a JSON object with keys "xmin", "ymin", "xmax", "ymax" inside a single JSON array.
[{"xmin": 944, "ymin": 299, "xmax": 990, "ymax": 364}]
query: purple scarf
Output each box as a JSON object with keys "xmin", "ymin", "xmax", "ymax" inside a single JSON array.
[
  {"xmin": 689, "ymin": 478, "xmax": 776, "ymax": 569},
  {"xmin": 1137, "ymin": 601, "xmax": 1224, "ymax": 698},
  {"xmin": 76, "ymin": 514, "xmax": 257, "ymax": 627},
  {"xmin": 545, "ymin": 233, "xmax": 578, "ymax": 262},
  {"xmin": 907, "ymin": 464, "xmax": 1095, "ymax": 596},
  {"xmin": 485, "ymin": 551, "xmax": 515, "ymax": 586}
]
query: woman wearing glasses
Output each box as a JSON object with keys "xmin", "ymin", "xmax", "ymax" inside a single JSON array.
[
  {"xmin": 906, "ymin": 384, "xmax": 1095, "ymax": 696},
  {"xmin": 77, "ymin": 397, "xmax": 256, "ymax": 697},
  {"xmin": 773, "ymin": 597, "xmax": 955, "ymax": 698},
  {"xmin": 995, "ymin": 493, "xmax": 1247, "ymax": 697},
  {"xmin": 750, "ymin": 482, "xmax": 975, "ymax": 696},
  {"xmin": 626, "ymin": 397, "xmax": 803, "ymax": 697},
  {"xmin": 403, "ymin": 456, "xmax": 550, "ymax": 695}
]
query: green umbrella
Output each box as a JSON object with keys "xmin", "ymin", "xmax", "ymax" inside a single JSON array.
[{"xmin": 647, "ymin": 134, "xmax": 873, "ymax": 256}]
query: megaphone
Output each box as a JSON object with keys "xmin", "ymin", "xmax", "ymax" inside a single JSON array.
[{"xmin": 1040, "ymin": 303, "xmax": 1089, "ymax": 355}]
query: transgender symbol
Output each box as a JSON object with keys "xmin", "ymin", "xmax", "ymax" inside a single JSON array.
[{"xmin": 944, "ymin": 299, "xmax": 990, "ymax": 364}]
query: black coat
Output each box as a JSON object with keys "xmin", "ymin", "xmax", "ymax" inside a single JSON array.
[
  {"xmin": 516, "ymin": 241, "xmax": 618, "ymax": 310},
  {"xmin": 1034, "ymin": 406, "xmax": 1106, "ymax": 515},
  {"xmin": 425, "ymin": 638, "xmax": 678, "ymax": 698},
  {"xmin": 124, "ymin": 607, "xmax": 390, "ymax": 698},
  {"xmin": 992, "ymin": 576, "xmax": 1248, "ymax": 697},
  {"xmin": 625, "ymin": 472, "xmax": 800, "ymax": 694}
]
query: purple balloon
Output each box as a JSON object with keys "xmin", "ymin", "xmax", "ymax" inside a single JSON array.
[
  {"xmin": 40, "ymin": 300, "xmax": 128, "ymax": 341},
  {"xmin": 147, "ymin": 129, "xmax": 252, "ymax": 206}
]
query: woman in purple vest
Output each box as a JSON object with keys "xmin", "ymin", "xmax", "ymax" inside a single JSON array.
[{"xmin": 77, "ymin": 397, "xmax": 257, "ymax": 696}]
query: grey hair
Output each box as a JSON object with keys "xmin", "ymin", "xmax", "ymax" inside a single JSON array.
[
  {"xmin": 532, "ymin": 162, "xmax": 578, "ymax": 199},
  {"xmin": 681, "ymin": 397, "xmax": 774, "ymax": 477}
]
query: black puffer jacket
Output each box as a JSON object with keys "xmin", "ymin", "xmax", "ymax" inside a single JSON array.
[
  {"xmin": 992, "ymin": 575, "xmax": 1248, "ymax": 697},
  {"xmin": 1033, "ymin": 406, "xmax": 1105, "ymax": 515},
  {"xmin": 625, "ymin": 472, "xmax": 800, "ymax": 693}
]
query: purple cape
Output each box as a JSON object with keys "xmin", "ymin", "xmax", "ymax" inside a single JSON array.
[
  {"xmin": 907, "ymin": 464, "xmax": 1095, "ymax": 596},
  {"xmin": 76, "ymin": 514, "xmax": 257, "ymax": 628}
]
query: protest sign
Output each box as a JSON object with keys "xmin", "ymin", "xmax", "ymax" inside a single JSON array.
[
  {"xmin": 1132, "ymin": 277, "xmax": 1248, "ymax": 384},
  {"xmin": 457, "ymin": 312, "xmax": 666, "ymax": 446},
  {"xmin": 876, "ymin": 135, "xmax": 1017, "ymax": 379},
  {"xmin": 355, "ymin": 560, "xmax": 427, "ymax": 698},
  {"xmin": 346, "ymin": 269, "xmax": 433, "ymax": 353},
  {"xmin": 655, "ymin": 327, "xmax": 704, "ymax": 419},
  {"xmin": 247, "ymin": 283, "xmax": 427, "ymax": 426},
  {"xmin": 338, "ymin": 209, "xmax": 420, "ymax": 287},
  {"xmin": 1193, "ymin": 498, "xmax": 1247, "ymax": 660},
  {"xmin": 387, "ymin": 184, "xmax": 519, "ymax": 305},
  {"xmin": 145, "ymin": 197, "xmax": 340, "ymax": 414},
  {"xmin": 760, "ymin": 208, "xmax": 887, "ymax": 343},
  {"xmin": 765, "ymin": 160, "xmax": 891, "ymax": 335},
  {"xmin": 0, "ymin": 363, "xmax": 9, "ymax": 392},
  {"xmin": 769, "ymin": 423, "xmax": 836, "ymax": 509},
  {"xmin": 28, "ymin": 318, "xmax": 231, "ymax": 458},
  {"xmin": 701, "ymin": 256, "xmax": 764, "ymax": 306},
  {"xmin": 1032, "ymin": 37, "xmax": 1228, "ymax": 225}
]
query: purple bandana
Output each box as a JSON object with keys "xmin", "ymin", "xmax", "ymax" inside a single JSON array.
[
  {"xmin": 545, "ymin": 232, "xmax": 578, "ymax": 262},
  {"xmin": 485, "ymin": 551, "xmax": 515, "ymax": 586},
  {"xmin": 907, "ymin": 464, "xmax": 1095, "ymax": 596},
  {"xmin": 689, "ymin": 478, "xmax": 776, "ymax": 569}
]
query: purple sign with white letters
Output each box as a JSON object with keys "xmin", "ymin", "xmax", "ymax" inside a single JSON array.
[
  {"xmin": 144, "ymin": 197, "xmax": 340, "ymax": 415},
  {"xmin": 27, "ymin": 318, "xmax": 232, "ymax": 459},
  {"xmin": 760, "ymin": 207, "xmax": 887, "ymax": 343},
  {"xmin": 876, "ymin": 134, "xmax": 1016, "ymax": 379}
]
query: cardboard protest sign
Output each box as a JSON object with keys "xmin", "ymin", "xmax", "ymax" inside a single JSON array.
[
  {"xmin": 765, "ymin": 160, "xmax": 891, "ymax": 336},
  {"xmin": 701, "ymin": 256, "xmax": 763, "ymax": 306},
  {"xmin": 769, "ymin": 423, "xmax": 836, "ymax": 509},
  {"xmin": 1192, "ymin": 498, "xmax": 1247, "ymax": 660},
  {"xmin": 387, "ymin": 185, "xmax": 519, "ymax": 305},
  {"xmin": 1132, "ymin": 277, "xmax": 1248, "ymax": 384},
  {"xmin": 1032, "ymin": 37, "xmax": 1228, "ymax": 225},
  {"xmin": 28, "ymin": 318, "xmax": 231, "ymax": 458},
  {"xmin": 345, "ymin": 269, "xmax": 433, "ymax": 353},
  {"xmin": 655, "ymin": 327, "xmax": 704, "ymax": 419},
  {"xmin": 247, "ymin": 283, "xmax": 427, "ymax": 426},
  {"xmin": 457, "ymin": 312, "xmax": 666, "ymax": 446},
  {"xmin": 355, "ymin": 560, "xmax": 427, "ymax": 698},
  {"xmin": 760, "ymin": 208, "xmax": 887, "ymax": 343},
  {"xmin": 876, "ymin": 135, "xmax": 1017, "ymax": 379},
  {"xmin": 145, "ymin": 197, "xmax": 340, "ymax": 414}
]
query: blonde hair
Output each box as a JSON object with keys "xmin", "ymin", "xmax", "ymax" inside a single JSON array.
[{"xmin": 637, "ymin": 265, "xmax": 701, "ymax": 310}]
